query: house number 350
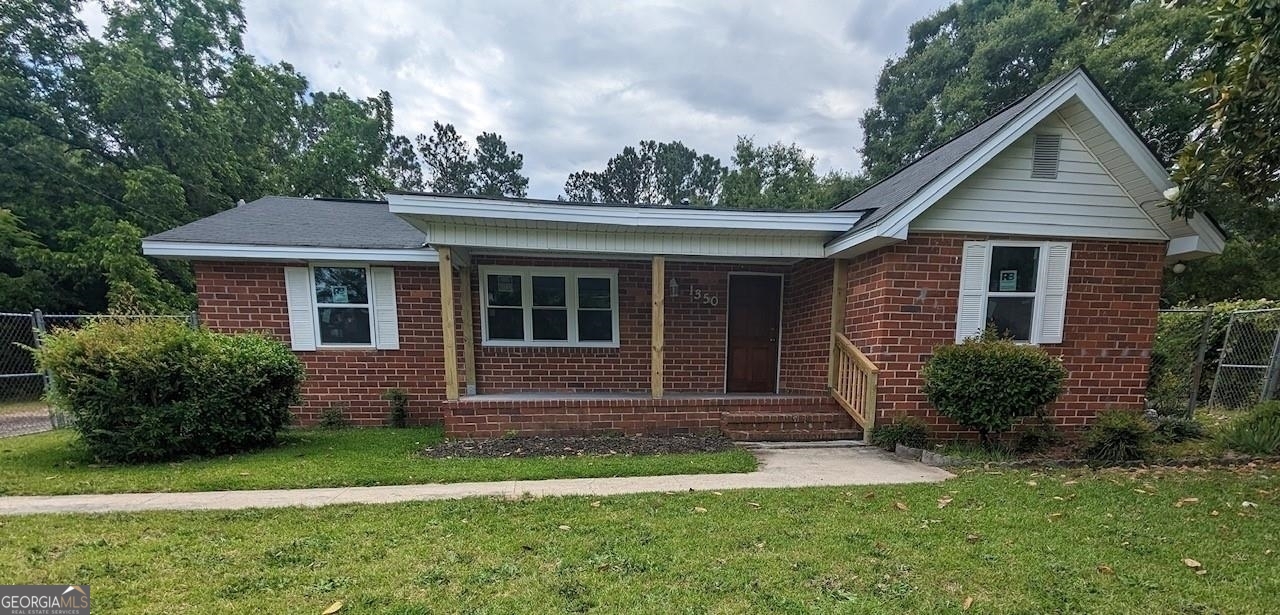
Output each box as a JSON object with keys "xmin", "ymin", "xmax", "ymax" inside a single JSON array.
[{"xmin": 690, "ymin": 287, "xmax": 719, "ymax": 306}]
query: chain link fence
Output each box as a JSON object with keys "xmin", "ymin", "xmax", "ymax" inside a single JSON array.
[
  {"xmin": 1150, "ymin": 308, "xmax": 1214, "ymax": 417},
  {"xmin": 1, "ymin": 311, "xmax": 196, "ymax": 430},
  {"xmin": 1208, "ymin": 308, "xmax": 1280, "ymax": 409}
]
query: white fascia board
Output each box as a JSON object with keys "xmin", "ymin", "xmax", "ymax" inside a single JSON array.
[
  {"xmin": 142, "ymin": 240, "xmax": 439, "ymax": 263},
  {"xmin": 386, "ymin": 193, "xmax": 860, "ymax": 233},
  {"xmin": 823, "ymin": 222, "xmax": 908, "ymax": 257}
]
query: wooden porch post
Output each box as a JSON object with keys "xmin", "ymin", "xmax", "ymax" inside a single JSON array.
[
  {"xmin": 827, "ymin": 258, "xmax": 848, "ymax": 388},
  {"xmin": 438, "ymin": 246, "xmax": 459, "ymax": 401},
  {"xmin": 459, "ymin": 264, "xmax": 477, "ymax": 396},
  {"xmin": 651, "ymin": 255, "xmax": 665, "ymax": 399}
]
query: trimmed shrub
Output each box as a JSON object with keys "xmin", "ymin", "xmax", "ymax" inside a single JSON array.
[
  {"xmin": 319, "ymin": 403, "xmax": 351, "ymax": 430},
  {"xmin": 922, "ymin": 336, "xmax": 1067, "ymax": 446},
  {"xmin": 870, "ymin": 416, "xmax": 929, "ymax": 451},
  {"xmin": 1152, "ymin": 415, "xmax": 1207, "ymax": 444},
  {"xmin": 1080, "ymin": 410, "xmax": 1154, "ymax": 462},
  {"xmin": 1221, "ymin": 401, "xmax": 1280, "ymax": 455},
  {"xmin": 35, "ymin": 318, "xmax": 303, "ymax": 463},
  {"xmin": 382, "ymin": 388, "xmax": 409, "ymax": 428}
]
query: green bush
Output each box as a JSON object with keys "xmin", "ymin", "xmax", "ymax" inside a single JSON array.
[
  {"xmin": 1015, "ymin": 414, "xmax": 1065, "ymax": 453},
  {"xmin": 34, "ymin": 318, "xmax": 303, "ymax": 463},
  {"xmin": 1150, "ymin": 299, "xmax": 1279, "ymax": 414},
  {"xmin": 1080, "ymin": 410, "xmax": 1154, "ymax": 462},
  {"xmin": 1221, "ymin": 401, "xmax": 1280, "ymax": 455},
  {"xmin": 319, "ymin": 403, "xmax": 351, "ymax": 430},
  {"xmin": 1152, "ymin": 415, "xmax": 1207, "ymax": 444},
  {"xmin": 382, "ymin": 388, "xmax": 409, "ymax": 428},
  {"xmin": 922, "ymin": 336, "xmax": 1067, "ymax": 446},
  {"xmin": 870, "ymin": 416, "xmax": 929, "ymax": 451}
]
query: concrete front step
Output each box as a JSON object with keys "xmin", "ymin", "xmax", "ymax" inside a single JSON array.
[{"xmin": 720, "ymin": 408, "xmax": 860, "ymax": 442}]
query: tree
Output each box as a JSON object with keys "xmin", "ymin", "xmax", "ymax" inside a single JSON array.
[
  {"xmin": 721, "ymin": 137, "xmax": 868, "ymax": 209},
  {"xmin": 1168, "ymin": 0, "xmax": 1280, "ymax": 217},
  {"xmin": 416, "ymin": 122, "xmax": 528, "ymax": 197},
  {"xmin": 562, "ymin": 140, "xmax": 723, "ymax": 206}
]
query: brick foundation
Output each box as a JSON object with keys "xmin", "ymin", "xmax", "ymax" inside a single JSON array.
[
  {"xmin": 844, "ymin": 233, "xmax": 1164, "ymax": 437},
  {"xmin": 443, "ymin": 394, "xmax": 838, "ymax": 439}
]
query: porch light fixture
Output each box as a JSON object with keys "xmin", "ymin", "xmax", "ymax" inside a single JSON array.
[
  {"xmin": 1171, "ymin": 262, "xmax": 1187, "ymax": 274},
  {"xmin": 668, "ymin": 277, "xmax": 680, "ymax": 298}
]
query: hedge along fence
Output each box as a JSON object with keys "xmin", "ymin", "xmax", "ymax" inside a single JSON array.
[
  {"xmin": 33, "ymin": 318, "xmax": 304, "ymax": 463},
  {"xmin": 1151, "ymin": 299, "xmax": 1278, "ymax": 415}
]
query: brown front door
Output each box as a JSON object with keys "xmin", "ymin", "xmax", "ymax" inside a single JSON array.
[{"xmin": 725, "ymin": 274, "xmax": 782, "ymax": 393}]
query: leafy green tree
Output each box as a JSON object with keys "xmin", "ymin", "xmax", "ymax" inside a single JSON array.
[
  {"xmin": 563, "ymin": 140, "xmax": 723, "ymax": 206},
  {"xmin": 721, "ymin": 137, "xmax": 868, "ymax": 210},
  {"xmin": 416, "ymin": 122, "xmax": 528, "ymax": 197},
  {"xmin": 474, "ymin": 132, "xmax": 528, "ymax": 197}
]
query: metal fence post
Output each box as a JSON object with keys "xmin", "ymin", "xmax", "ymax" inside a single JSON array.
[
  {"xmin": 30, "ymin": 309, "xmax": 56, "ymax": 427},
  {"xmin": 1262, "ymin": 329, "xmax": 1280, "ymax": 402},
  {"xmin": 1186, "ymin": 309, "xmax": 1213, "ymax": 415}
]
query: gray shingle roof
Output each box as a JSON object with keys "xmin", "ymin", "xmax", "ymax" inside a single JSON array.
[
  {"xmin": 146, "ymin": 196, "xmax": 426, "ymax": 249},
  {"xmin": 833, "ymin": 70, "xmax": 1080, "ymax": 229}
]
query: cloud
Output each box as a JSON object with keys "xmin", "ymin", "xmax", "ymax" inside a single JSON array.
[{"xmin": 234, "ymin": 0, "xmax": 952, "ymax": 197}]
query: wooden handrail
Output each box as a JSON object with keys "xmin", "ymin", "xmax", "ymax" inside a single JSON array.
[{"xmin": 828, "ymin": 332, "xmax": 878, "ymax": 443}]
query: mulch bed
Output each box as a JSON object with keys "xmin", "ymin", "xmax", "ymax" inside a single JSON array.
[{"xmin": 422, "ymin": 433, "xmax": 738, "ymax": 459}]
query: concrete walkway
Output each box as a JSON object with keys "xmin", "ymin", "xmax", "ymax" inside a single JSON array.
[{"xmin": 0, "ymin": 444, "xmax": 952, "ymax": 516}]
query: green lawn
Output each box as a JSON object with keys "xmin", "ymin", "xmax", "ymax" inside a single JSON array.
[
  {"xmin": 1, "ymin": 465, "xmax": 1275, "ymax": 613},
  {"xmin": 0, "ymin": 428, "xmax": 756, "ymax": 496}
]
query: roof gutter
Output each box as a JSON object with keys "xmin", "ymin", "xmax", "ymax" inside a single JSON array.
[{"xmin": 142, "ymin": 240, "xmax": 439, "ymax": 263}]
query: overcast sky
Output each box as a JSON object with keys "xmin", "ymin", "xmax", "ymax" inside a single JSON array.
[{"xmin": 87, "ymin": 1, "xmax": 953, "ymax": 198}]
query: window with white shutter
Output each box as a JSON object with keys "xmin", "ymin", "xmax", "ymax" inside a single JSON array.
[
  {"xmin": 955, "ymin": 241, "xmax": 1071, "ymax": 344},
  {"xmin": 282, "ymin": 264, "xmax": 402, "ymax": 351},
  {"xmin": 284, "ymin": 267, "xmax": 317, "ymax": 351}
]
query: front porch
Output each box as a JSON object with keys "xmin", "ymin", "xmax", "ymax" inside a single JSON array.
[{"xmin": 443, "ymin": 392, "xmax": 859, "ymax": 441}]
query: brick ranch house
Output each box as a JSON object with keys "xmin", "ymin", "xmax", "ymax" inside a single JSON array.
[{"xmin": 143, "ymin": 69, "xmax": 1223, "ymax": 441}]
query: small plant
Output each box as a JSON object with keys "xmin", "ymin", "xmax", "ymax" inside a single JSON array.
[
  {"xmin": 1015, "ymin": 414, "xmax": 1064, "ymax": 453},
  {"xmin": 870, "ymin": 416, "xmax": 929, "ymax": 451},
  {"xmin": 922, "ymin": 333, "xmax": 1067, "ymax": 447},
  {"xmin": 318, "ymin": 404, "xmax": 351, "ymax": 430},
  {"xmin": 382, "ymin": 388, "xmax": 410, "ymax": 428},
  {"xmin": 1080, "ymin": 410, "xmax": 1154, "ymax": 462},
  {"xmin": 1152, "ymin": 415, "xmax": 1206, "ymax": 444},
  {"xmin": 1221, "ymin": 401, "xmax": 1280, "ymax": 455}
]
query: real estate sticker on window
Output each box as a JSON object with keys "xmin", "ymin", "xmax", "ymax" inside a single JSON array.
[
  {"xmin": 999, "ymin": 270, "xmax": 1017, "ymax": 292},
  {"xmin": 331, "ymin": 286, "xmax": 349, "ymax": 303}
]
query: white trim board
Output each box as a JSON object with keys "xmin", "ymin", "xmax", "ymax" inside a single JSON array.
[{"xmin": 142, "ymin": 240, "xmax": 439, "ymax": 263}]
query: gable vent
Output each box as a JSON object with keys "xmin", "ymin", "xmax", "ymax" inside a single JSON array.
[{"xmin": 1031, "ymin": 134, "xmax": 1061, "ymax": 179}]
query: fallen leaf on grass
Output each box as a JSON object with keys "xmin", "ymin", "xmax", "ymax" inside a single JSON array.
[
  {"xmin": 1183, "ymin": 558, "xmax": 1202, "ymax": 570},
  {"xmin": 1097, "ymin": 565, "xmax": 1114, "ymax": 575},
  {"xmin": 864, "ymin": 491, "xmax": 876, "ymax": 499},
  {"xmin": 322, "ymin": 601, "xmax": 344, "ymax": 614},
  {"xmin": 712, "ymin": 491, "xmax": 723, "ymax": 496},
  {"xmin": 962, "ymin": 596, "xmax": 974, "ymax": 610},
  {"xmin": 1210, "ymin": 510, "xmax": 1220, "ymax": 517},
  {"xmin": 966, "ymin": 534, "xmax": 981, "ymax": 543},
  {"xmin": 937, "ymin": 496, "xmax": 953, "ymax": 509},
  {"xmin": 693, "ymin": 507, "xmax": 708, "ymax": 514},
  {"xmin": 1047, "ymin": 512, "xmax": 1063, "ymax": 522},
  {"xmin": 1174, "ymin": 497, "xmax": 1200, "ymax": 508},
  {"xmin": 1063, "ymin": 480, "xmax": 1078, "ymax": 486},
  {"xmin": 558, "ymin": 525, "xmax": 571, "ymax": 531},
  {"xmin": 894, "ymin": 502, "xmax": 909, "ymax": 512},
  {"xmin": 1242, "ymin": 501, "xmax": 1258, "ymax": 508},
  {"xmin": 746, "ymin": 502, "xmax": 761, "ymax": 509},
  {"xmin": 238, "ymin": 472, "xmax": 250, "ymax": 476},
  {"xmin": 1026, "ymin": 481, "xmax": 1038, "ymax": 487},
  {"xmin": 589, "ymin": 501, "xmax": 601, "ymax": 508}
]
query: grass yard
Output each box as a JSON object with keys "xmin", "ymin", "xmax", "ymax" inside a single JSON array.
[
  {"xmin": 0, "ymin": 427, "xmax": 756, "ymax": 496},
  {"xmin": 1, "ymin": 464, "xmax": 1275, "ymax": 613}
]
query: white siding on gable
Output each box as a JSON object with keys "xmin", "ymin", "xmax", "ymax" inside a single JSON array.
[{"xmin": 910, "ymin": 112, "xmax": 1167, "ymax": 240}]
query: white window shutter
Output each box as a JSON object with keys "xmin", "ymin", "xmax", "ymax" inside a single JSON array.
[
  {"xmin": 1038, "ymin": 242, "xmax": 1072, "ymax": 344},
  {"xmin": 283, "ymin": 267, "xmax": 316, "ymax": 351},
  {"xmin": 370, "ymin": 267, "xmax": 400, "ymax": 350},
  {"xmin": 956, "ymin": 241, "xmax": 989, "ymax": 343}
]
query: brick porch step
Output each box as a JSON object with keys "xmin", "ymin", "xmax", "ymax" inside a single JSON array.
[{"xmin": 720, "ymin": 408, "xmax": 862, "ymax": 442}]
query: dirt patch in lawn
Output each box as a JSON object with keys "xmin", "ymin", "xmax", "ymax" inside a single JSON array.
[{"xmin": 422, "ymin": 433, "xmax": 739, "ymax": 458}]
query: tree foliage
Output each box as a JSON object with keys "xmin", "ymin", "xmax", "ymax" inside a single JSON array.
[
  {"xmin": 0, "ymin": 0, "xmax": 524, "ymax": 312},
  {"xmin": 416, "ymin": 122, "xmax": 529, "ymax": 197}
]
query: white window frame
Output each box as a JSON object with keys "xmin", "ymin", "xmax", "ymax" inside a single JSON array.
[
  {"xmin": 980, "ymin": 240, "xmax": 1051, "ymax": 344},
  {"xmin": 310, "ymin": 263, "xmax": 377, "ymax": 348},
  {"xmin": 479, "ymin": 266, "xmax": 620, "ymax": 348}
]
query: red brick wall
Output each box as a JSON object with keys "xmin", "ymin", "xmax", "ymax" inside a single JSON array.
[
  {"xmin": 842, "ymin": 234, "xmax": 1164, "ymax": 437},
  {"xmin": 444, "ymin": 395, "xmax": 831, "ymax": 438},
  {"xmin": 193, "ymin": 261, "xmax": 448, "ymax": 426},
  {"xmin": 467, "ymin": 256, "xmax": 790, "ymax": 394},
  {"xmin": 779, "ymin": 259, "xmax": 834, "ymax": 393}
]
